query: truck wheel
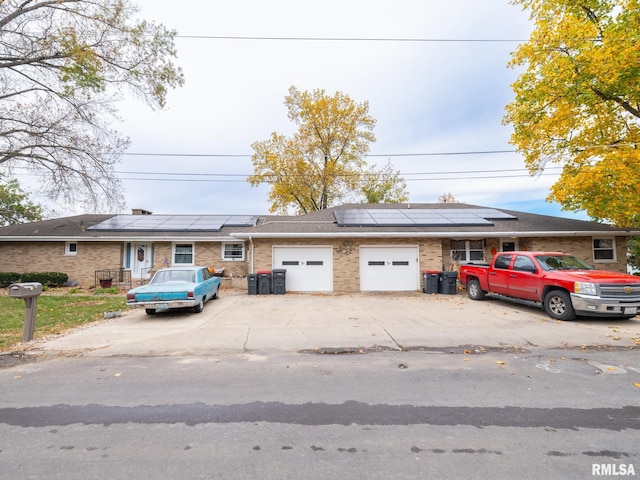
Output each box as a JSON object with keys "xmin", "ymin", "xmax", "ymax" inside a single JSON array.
[
  {"xmin": 145, "ymin": 308, "xmax": 156, "ymax": 315},
  {"xmin": 543, "ymin": 290, "xmax": 576, "ymax": 321},
  {"xmin": 193, "ymin": 298, "xmax": 205, "ymax": 313},
  {"xmin": 467, "ymin": 278, "xmax": 486, "ymax": 300}
]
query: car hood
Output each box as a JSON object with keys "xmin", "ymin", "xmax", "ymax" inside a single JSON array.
[{"xmin": 553, "ymin": 270, "xmax": 639, "ymax": 283}]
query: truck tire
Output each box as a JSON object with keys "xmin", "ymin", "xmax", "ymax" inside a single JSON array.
[
  {"xmin": 467, "ymin": 278, "xmax": 486, "ymax": 300},
  {"xmin": 543, "ymin": 290, "xmax": 576, "ymax": 321}
]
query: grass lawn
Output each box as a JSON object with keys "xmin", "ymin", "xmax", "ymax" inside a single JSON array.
[{"xmin": 0, "ymin": 290, "xmax": 126, "ymax": 351}]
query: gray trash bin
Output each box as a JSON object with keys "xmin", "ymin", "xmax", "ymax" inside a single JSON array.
[
  {"xmin": 272, "ymin": 269, "xmax": 287, "ymax": 295},
  {"xmin": 439, "ymin": 271, "xmax": 458, "ymax": 295},
  {"xmin": 423, "ymin": 271, "xmax": 439, "ymax": 294},
  {"xmin": 247, "ymin": 274, "xmax": 258, "ymax": 295},
  {"xmin": 257, "ymin": 271, "xmax": 272, "ymax": 294}
]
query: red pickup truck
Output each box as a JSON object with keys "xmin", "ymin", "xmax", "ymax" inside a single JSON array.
[{"xmin": 459, "ymin": 251, "xmax": 640, "ymax": 320}]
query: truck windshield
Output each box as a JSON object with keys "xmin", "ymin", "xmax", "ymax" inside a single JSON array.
[{"xmin": 534, "ymin": 255, "xmax": 595, "ymax": 271}]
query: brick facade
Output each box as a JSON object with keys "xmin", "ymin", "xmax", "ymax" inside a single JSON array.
[
  {"xmin": 251, "ymin": 237, "xmax": 443, "ymax": 293},
  {"xmin": 0, "ymin": 241, "xmax": 122, "ymax": 286},
  {"xmin": 0, "ymin": 234, "xmax": 630, "ymax": 290},
  {"xmin": 0, "ymin": 240, "xmax": 249, "ymax": 287}
]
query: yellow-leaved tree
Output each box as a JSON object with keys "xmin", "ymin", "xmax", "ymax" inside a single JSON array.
[
  {"xmin": 249, "ymin": 86, "xmax": 381, "ymax": 214},
  {"xmin": 504, "ymin": 0, "xmax": 640, "ymax": 227}
]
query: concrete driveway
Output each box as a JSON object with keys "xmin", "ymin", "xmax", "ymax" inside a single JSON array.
[{"xmin": 35, "ymin": 289, "xmax": 640, "ymax": 357}]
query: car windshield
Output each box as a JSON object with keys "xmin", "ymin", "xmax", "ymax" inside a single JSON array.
[
  {"xmin": 534, "ymin": 255, "xmax": 594, "ymax": 271},
  {"xmin": 151, "ymin": 270, "xmax": 195, "ymax": 284}
]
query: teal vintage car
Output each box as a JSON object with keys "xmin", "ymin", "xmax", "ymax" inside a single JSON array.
[{"xmin": 126, "ymin": 266, "xmax": 221, "ymax": 315}]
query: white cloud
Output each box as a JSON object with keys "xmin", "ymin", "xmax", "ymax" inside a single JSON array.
[{"xmin": 87, "ymin": 0, "xmax": 583, "ymax": 218}]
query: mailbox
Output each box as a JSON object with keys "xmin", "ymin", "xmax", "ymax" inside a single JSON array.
[
  {"xmin": 8, "ymin": 282, "xmax": 43, "ymax": 342},
  {"xmin": 9, "ymin": 282, "xmax": 43, "ymax": 298}
]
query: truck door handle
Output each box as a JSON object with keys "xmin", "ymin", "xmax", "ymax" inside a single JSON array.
[
  {"xmin": 489, "ymin": 272, "xmax": 496, "ymax": 276},
  {"xmin": 510, "ymin": 274, "xmax": 518, "ymax": 278}
]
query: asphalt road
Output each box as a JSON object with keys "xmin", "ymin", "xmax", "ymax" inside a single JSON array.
[{"xmin": 1, "ymin": 290, "xmax": 639, "ymax": 479}]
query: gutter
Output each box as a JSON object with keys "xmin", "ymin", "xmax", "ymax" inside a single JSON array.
[
  {"xmin": 231, "ymin": 230, "xmax": 640, "ymax": 240},
  {"xmin": 0, "ymin": 235, "xmax": 244, "ymax": 242}
]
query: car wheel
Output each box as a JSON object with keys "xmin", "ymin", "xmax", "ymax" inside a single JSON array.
[
  {"xmin": 544, "ymin": 290, "xmax": 576, "ymax": 321},
  {"xmin": 145, "ymin": 308, "xmax": 156, "ymax": 315},
  {"xmin": 193, "ymin": 298, "xmax": 205, "ymax": 313},
  {"xmin": 467, "ymin": 278, "xmax": 486, "ymax": 301},
  {"xmin": 212, "ymin": 286, "xmax": 219, "ymax": 299}
]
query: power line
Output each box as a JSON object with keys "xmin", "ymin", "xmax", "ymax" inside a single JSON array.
[
  {"xmin": 175, "ymin": 35, "xmax": 527, "ymax": 43},
  {"xmin": 120, "ymin": 149, "xmax": 517, "ymax": 158},
  {"xmin": 115, "ymin": 167, "xmax": 560, "ymax": 178}
]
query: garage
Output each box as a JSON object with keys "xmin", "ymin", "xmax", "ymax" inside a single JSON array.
[
  {"xmin": 359, "ymin": 246, "xmax": 420, "ymax": 291},
  {"xmin": 272, "ymin": 246, "xmax": 333, "ymax": 292}
]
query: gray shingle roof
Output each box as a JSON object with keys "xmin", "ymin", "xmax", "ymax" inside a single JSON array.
[
  {"xmin": 0, "ymin": 204, "xmax": 637, "ymax": 240},
  {"xmin": 231, "ymin": 203, "xmax": 639, "ymax": 238}
]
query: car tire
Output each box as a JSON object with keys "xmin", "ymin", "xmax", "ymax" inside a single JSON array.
[
  {"xmin": 145, "ymin": 308, "xmax": 156, "ymax": 315},
  {"xmin": 543, "ymin": 289, "xmax": 576, "ymax": 321},
  {"xmin": 467, "ymin": 278, "xmax": 486, "ymax": 301},
  {"xmin": 212, "ymin": 286, "xmax": 219, "ymax": 300},
  {"xmin": 193, "ymin": 298, "xmax": 205, "ymax": 313}
]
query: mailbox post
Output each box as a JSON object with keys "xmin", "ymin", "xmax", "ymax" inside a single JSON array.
[{"xmin": 8, "ymin": 282, "xmax": 43, "ymax": 342}]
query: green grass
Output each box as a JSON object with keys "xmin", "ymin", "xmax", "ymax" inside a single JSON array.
[{"xmin": 0, "ymin": 292, "xmax": 126, "ymax": 351}]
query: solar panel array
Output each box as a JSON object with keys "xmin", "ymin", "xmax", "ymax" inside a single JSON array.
[
  {"xmin": 88, "ymin": 214, "xmax": 258, "ymax": 232},
  {"xmin": 334, "ymin": 208, "xmax": 516, "ymax": 227}
]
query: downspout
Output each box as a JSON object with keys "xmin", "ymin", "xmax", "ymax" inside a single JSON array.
[{"xmin": 249, "ymin": 236, "xmax": 254, "ymax": 273}]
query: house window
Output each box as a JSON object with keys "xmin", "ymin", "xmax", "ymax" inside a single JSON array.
[
  {"xmin": 65, "ymin": 242, "xmax": 78, "ymax": 256},
  {"xmin": 450, "ymin": 240, "xmax": 484, "ymax": 263},
  {"xmin": 173, "ymin": 243, "xmax": 194, "ymax": 265},
  {"xmin": 593, "ymin": 238, "xmax": 616, "ymax": 262},
  {"xmin": 222, "ymin": 242, "xmax": 244, "ymax": 261}
]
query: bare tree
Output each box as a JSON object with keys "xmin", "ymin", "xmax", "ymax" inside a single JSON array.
[{"xmin": 0, "ymin": 0, "xmax": 184, "ymax": 211}]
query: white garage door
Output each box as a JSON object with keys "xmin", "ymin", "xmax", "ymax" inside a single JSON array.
[
  {"xmin": 272, "ymin": 246, "xmax": 333, "ymax": 292},
  {"xmin": 360, "ymin": 246, "xmax": 419, "ymax": 291}
]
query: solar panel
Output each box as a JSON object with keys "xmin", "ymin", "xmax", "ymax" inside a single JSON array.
[
  {"xmin": 88, "ymin": 214, "xmax": 258, "ymax": 232},
  {"xmin": 334, "ymin": 208, "xmax": 516, "ymax": 227}
]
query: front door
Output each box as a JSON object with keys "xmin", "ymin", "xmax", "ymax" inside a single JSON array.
[{"xmin": 131, "ymin": 243, "xmax": 153, "ymax": 279}]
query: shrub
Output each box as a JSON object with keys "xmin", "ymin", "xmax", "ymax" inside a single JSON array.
[
  {"xmin": 0, "ymin": 272, "xmax": 21, "ymax": 288},
  {"xmin": 20, "ymin": 272, "xmax": 69, "ymax": 287}
]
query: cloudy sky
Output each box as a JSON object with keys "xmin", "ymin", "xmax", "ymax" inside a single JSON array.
[{"xmin": 106, "ymin": 0, "xmax": 585, "ymax": 219}]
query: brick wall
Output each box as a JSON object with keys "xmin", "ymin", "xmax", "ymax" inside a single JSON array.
[
  {"xmin": 251, "ymin": 237, "xmax": 443, "ymax": 293},
  {"xmin": 150, "ymin": 241, "xmax": 248, "ymax": 278},
  {"xmin": 0, "ymin": 239, "xmax": 251, "ymax": 287},
  {"xmin": 0, "ymin": 241, "xmax": 122, "ymax": 286},
  {"xmin": 528, "ymin": 236, "xmax": 629, "ymax": 273}
]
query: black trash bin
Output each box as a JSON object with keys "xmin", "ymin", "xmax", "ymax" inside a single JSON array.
[
  {"xmin": 247, "ymin": 274, "xmax": 258, "ymax": 295},
  {"xmin": 423, "ymin": 270, "xmax": 439, "ymax": 294},
  {"xmin": 439, "ymin": 271, "xmax": 458, "ymax": 295},
  {"xmin": 272, "ymin": 269, "xmax": 287, "ymax": 295},
  {"xmin": 257, "ymin": 270, "xmax": 272, "ymax": 294}
]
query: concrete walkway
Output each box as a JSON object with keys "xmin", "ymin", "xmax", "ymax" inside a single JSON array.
[{"xmin": 33, "ymin": 289, "xmax": 640, "ymax": 357}]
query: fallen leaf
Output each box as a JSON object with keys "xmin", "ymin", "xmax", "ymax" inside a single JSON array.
[
  {"xmin": 634, "ymin": 382, "xmax": 640, "ymax": 388},
  {"xmin": 13, "ymin": 375, "xmax": 22, "ymax": 379},
  {"xmin": 496, "ymin": 361, "xmax": 506, "ymax": 365},
  {"xmin": 114, "ymin": 373, "xmax": 122, "ymax": 377}
]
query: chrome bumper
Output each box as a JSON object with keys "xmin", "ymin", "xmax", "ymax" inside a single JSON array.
[
  {"xmin": 570, "ymin": 293, "xmax": 640, "ymax": 317},
  {"xmin": 127, "ymin": 300, "xmax": 196, "ymax": 310}
]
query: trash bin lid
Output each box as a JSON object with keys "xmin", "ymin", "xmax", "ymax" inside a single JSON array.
[
  {"xmin": 424, "ymin": 270, "xmax": 440, "ymax": 274},
  {"xmin": 257, "ymin": 270, "xmax": 272, "ymax": 274}
]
